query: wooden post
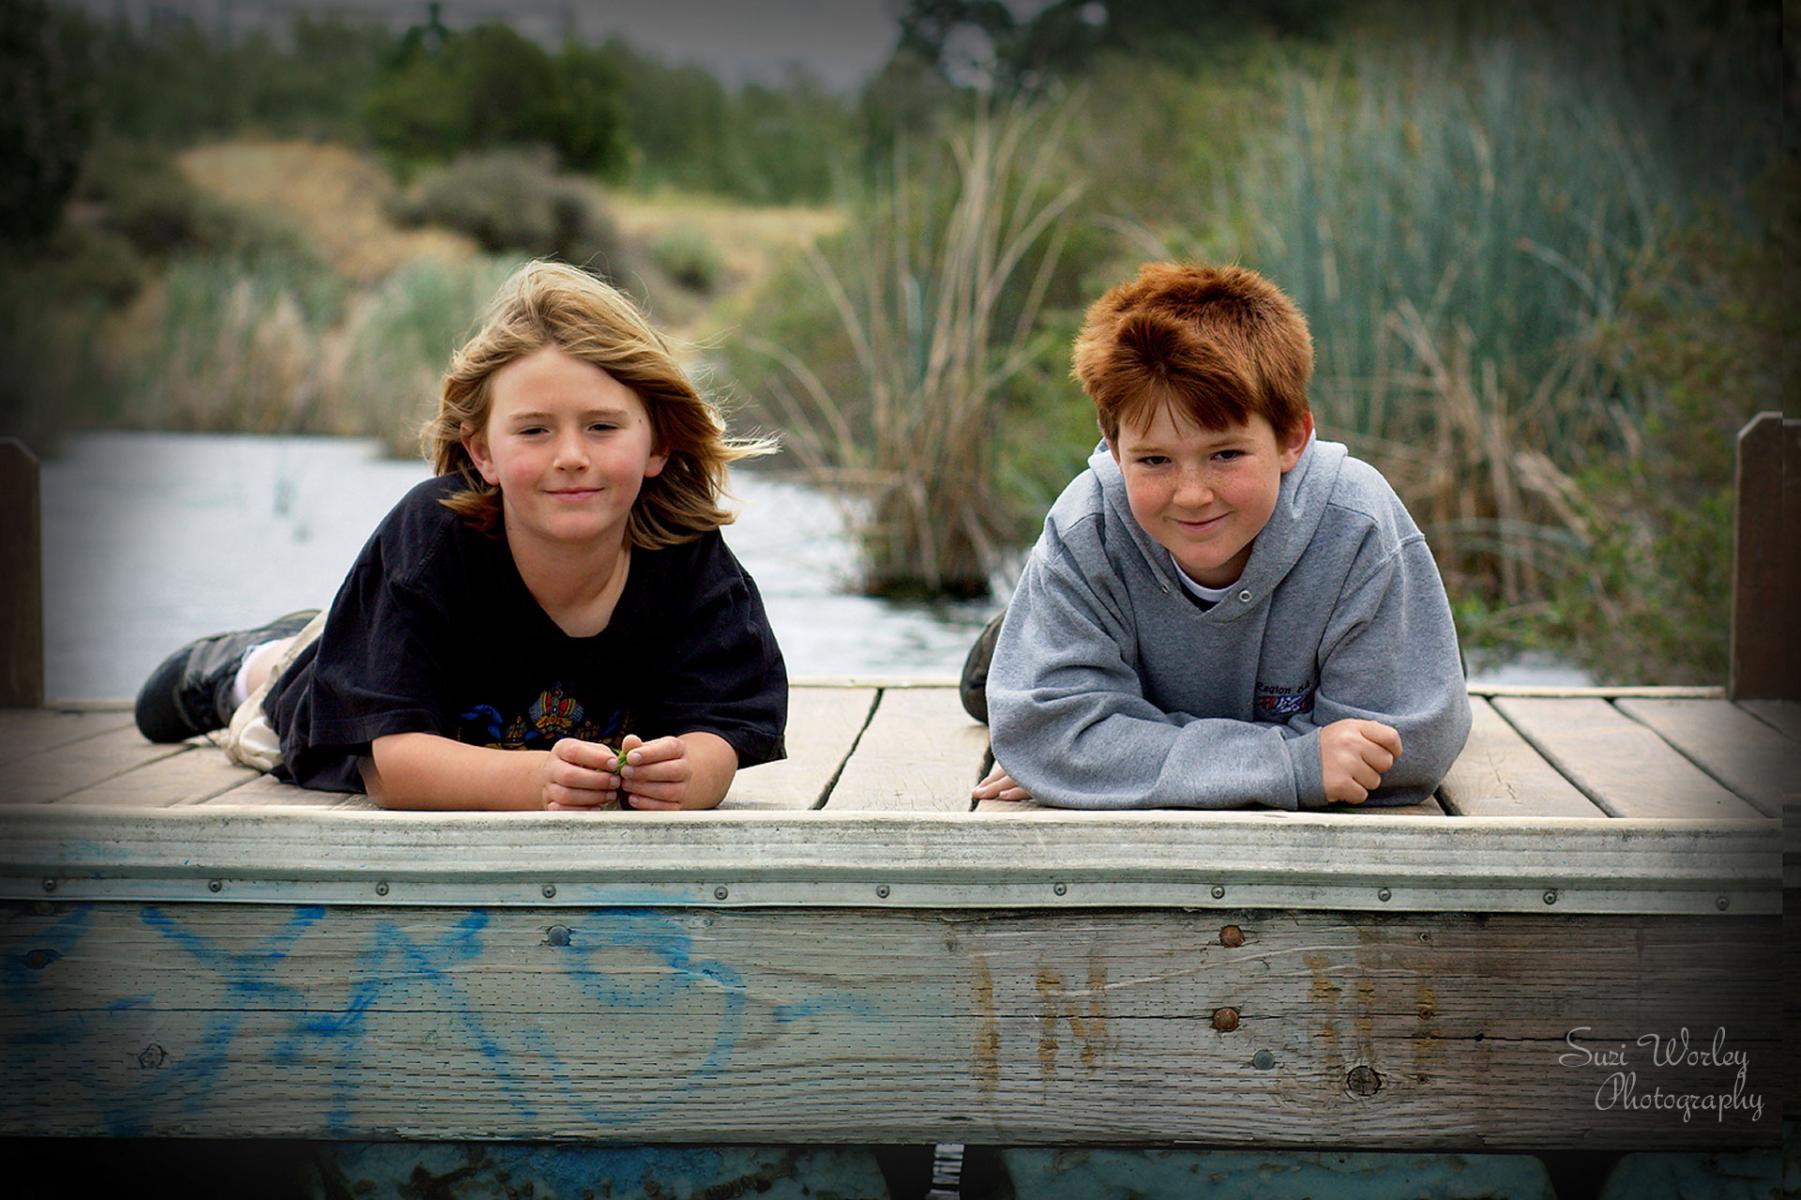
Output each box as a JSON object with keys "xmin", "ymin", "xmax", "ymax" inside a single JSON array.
[
  {"xmin": 1729, "ymin": 412, "xmax": 1799, "ymax": 700},
  {"xmin": 0, "ymin": 439, "xmax": 44, "ymax": 708}
]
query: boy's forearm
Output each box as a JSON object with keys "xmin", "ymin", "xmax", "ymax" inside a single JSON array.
[{"xmin": 363, "ymin": 732, "xmax": 548, "ymax": 811}]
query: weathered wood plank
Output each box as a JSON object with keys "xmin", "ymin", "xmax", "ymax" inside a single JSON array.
[
  {"xmin": 53, "ymin": 744, "xmax": 260, "ymax": 808},
  {"xmin": 0, "ymin": 439, "xmax": 44, "ymax": 708},
  {"xmin": 824, "ymin": 686, "xmax": 989, "ymax": 812},
  {"xmin": 723, "ymin": 687, "xmax": 876, "ymax": 812},
  {"xmin": 1738, "ymin": 699, "xmax": 1801, "ymax": 742},
  {"xmin": 0, "ymin": 725, "xmax": 189, "ymax": 805},
  {"xmin": 0, "ymin": 903, "xmax": 1776, "ymax": 1148},
  {"xmin": 1491, "ymin": 698, "xmax": 1763, "ymax": 820},
  {"xmin": 1438, "ymin": 698, "xmax": 1603, "ymax": 818},
  {"xmin": 1615, "ymin": 699, "xmax": 1797, "ymax": 819},
  {"xmin": 196, "ymin": 772, "xmax": 353, "ymax": 808},
  {"xmin": 0, "ymin": 709, "xmax": 136, "ymax": 767},
  {"xmin": 0, "ymin": 806, "xmax": 1777, "ymax": 915}
]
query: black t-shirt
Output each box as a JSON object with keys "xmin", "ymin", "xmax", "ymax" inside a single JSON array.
[{"xmin": 265, "ymin": 474, "xmax": 788, "ymax": 792}]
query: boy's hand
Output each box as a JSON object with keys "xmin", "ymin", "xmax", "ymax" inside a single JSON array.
[
  {"xmin": 617, "ymin": 733, "xmax": 695, "ymax": 811},
  {"xmin": 1319, "ymin": 720, "xmax": 1403, "ymax": 804},
  {"xmin": 971, "ymin": 761, "xmax": 1032, "ymax": 803},
  {"xmin": 540, "ymin": 737, "xmax": 622, "ymax": 810}
]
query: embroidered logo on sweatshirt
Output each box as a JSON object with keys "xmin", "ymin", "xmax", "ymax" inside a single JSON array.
[{"xmin": 1255, "ymin": 681, "xmax": 1315, "ymax": 719}]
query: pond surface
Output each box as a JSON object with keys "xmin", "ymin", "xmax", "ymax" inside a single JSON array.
[
  {"xmin": 40, "ymin": 432, "xmax": 1589, "ymax": 700},
  {"xmin": 41, "ymin": 433, "xmax": 995, "ymax": 699}
]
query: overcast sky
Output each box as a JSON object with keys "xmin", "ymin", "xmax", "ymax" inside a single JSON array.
[{"xmin": 57, "ymin": 0, "xmax": 909, "ymax": 90}]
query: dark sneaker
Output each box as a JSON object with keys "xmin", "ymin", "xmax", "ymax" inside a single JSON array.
[
  {"xmin": 959, "ymin": 608, "xmax": 1007, "ymax": 724},
  {"xmin": 134, "ymin": 610, "xmax": 318, "ymax": 743}
]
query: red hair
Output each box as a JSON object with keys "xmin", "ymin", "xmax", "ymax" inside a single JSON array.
[{"xmin": 1072, "ymin": 261, "xmax": 1313, "ymax": 444}]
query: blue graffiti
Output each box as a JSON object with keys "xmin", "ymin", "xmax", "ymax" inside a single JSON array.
[
  {"xmin": 133, "ymin": 904, "xmax": 327, "ymax": 1128},
  {"xmin": 514, "ymin": 909, "xmax": 747, "ymax": 1126},
  {"xmin": 5, "ymin": 902, "xmax": 876, "ymax": 1137}
]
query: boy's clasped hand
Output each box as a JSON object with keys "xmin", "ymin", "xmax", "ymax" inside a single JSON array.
[
  {"xmin": 974, "ymin": 718, "xmax": 1404, "ymax": 806},
  {"xmin": 540, "ymin": 733, "xmax": 696, "ymax": 811},
  {"xmin": 1316, "ymin": 720, "xmax": 1402, "ymax": 805}
]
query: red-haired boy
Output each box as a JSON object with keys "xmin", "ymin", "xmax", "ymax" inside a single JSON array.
[{"xmin": 970, "ymin": 261, "xmax": 1470, "ymax": 809}]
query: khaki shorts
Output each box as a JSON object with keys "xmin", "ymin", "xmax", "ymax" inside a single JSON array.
[{"xmin": 221, "ymin": 609, "xmax": 328, "ymax": 772}]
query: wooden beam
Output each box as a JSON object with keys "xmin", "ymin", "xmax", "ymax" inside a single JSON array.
[
  {"xmin": 0, "ymin": 903, "xmax": 1777, "ymax": 1148},
  {"xmin": 1730, "ymin": 412, "xmax": 1799, "ymax": 700},
  {"xmin": 0, "ymin": 440, "xmax": 43, "ymax": 708},
  {"xmin": 0, "ymin": 805, "xmax": 1778, "ymax": 915}
]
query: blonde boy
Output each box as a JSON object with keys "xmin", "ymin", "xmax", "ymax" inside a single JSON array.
[{"xmin": 978, "ymin": 262, "xmax": 1470, "ymax": 809}]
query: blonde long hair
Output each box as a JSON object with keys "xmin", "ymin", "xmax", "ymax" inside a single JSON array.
[{"xmin": 423, "ymin": 260, "xmax": 776, "ymax": 547}]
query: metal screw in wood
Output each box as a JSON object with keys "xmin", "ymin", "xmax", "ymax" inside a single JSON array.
[
  {"xmin": 715, "ymin": 886, "xmax": 729, "ymax": 901},
  {"xmin": 542, "ymin": 884, "xmax": 557, "ymax": 899},
  {"xmin": 375, "ymin": 882, "xmax": 389, "ymax": 897},
  {"xmin": 1054, "ymin": 882, "xmax": 1067, "ymax": 896},
  {"xmin": 1211, "ymin": 885, "xmax": 1225, "ymax": 899},
  {"xmin": 208, "ymin": 880, "xmax": 222, "ymax": 893}
]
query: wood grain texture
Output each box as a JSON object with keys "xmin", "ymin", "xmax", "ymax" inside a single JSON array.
[
  {"xmin": 0, "ymin": 725, "xmax": 189, "ymax": 805},
  {"xmin": 1738, "ymin": 699, "xmax": 1801, "ymax": 742},
  {"xmin": 0, "ymin": 806, "xmax": 1777, "ymax": 917},
  {"xmin": 824, "ymin": 686, "xmax": 990, "ymax": 812},
  {"xmin": 1615, "ymin": 699, "xmax": 1797, "ymax": 818},
  {"xmin": 52, "ymin": 745, "xmax": 259, "ymax": 807},
  {"xmin": 0, "ymin": 903, "xmax": 1776, "ymax": 1148},
  {"xmin": 1438, "ymin": 698, "xmax": 1603, "ymax": 818},
  {"xmin": 1491, "ymin": 698, "xmax": 1764, "ymax": 820},
  {"xmin": 0, "ymin": 440, "xmax": 43, "ymax": 708},
  {"xmin": 0, "ymin": 709, "xmax": 135, "ymax": 767},
  {"xmin": 196, "ymin": 772, "xmax": 353, "ymax": 807},
  {"xmin": 722, "ymin": 687, "xmax": 875, "ymax": 811}
]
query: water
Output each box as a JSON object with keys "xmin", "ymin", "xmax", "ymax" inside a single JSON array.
[
  {"xmin": 39, "ymin": 432, "xmax": 1587, "ymax": 700},
  {"xmin": 41, "ymin": 433, "xmax": 996, "ymax": 700}
]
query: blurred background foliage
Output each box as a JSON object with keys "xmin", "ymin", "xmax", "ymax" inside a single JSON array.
[{"xmin": 0, "ymin": 0, "xmax": 1791, "ymax": 682}]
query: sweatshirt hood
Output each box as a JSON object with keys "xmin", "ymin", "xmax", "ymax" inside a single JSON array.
[{"xmin": 1089, "ymin": 434, "xmax": 1348, "ymax": 619}]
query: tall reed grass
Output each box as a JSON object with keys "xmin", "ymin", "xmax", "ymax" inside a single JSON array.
[
  {"xmin": 1138, "ymin": 37, "xmax": 1677, "ymax": 610},
  {"xmin": 750, "ymin": 100, "xmax": 1083, "ymax": 596},
  {"xmin": 98, "ymin": 252, "xmax": 520, "ymax": 454}
]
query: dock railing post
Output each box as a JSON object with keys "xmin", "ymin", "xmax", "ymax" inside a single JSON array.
[
  {"xmin": 1728, "ymin": 411, "xmax": 1798, "ymax": 700},
  {"xmin": 0, "ymin": 439, "xmax": 44, "ymax": 708}
]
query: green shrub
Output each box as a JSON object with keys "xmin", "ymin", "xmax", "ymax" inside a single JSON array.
[
  {"xmin": 338, "ymin": 254, "xmax": 526, "ymax": 455},
  {"xmin": 391, "ymin": 148, "xmax": 627, "ymax": 278},
  {"xmin": 648, "ymin": 226, "xmax": 725, "ymax": 294},
  {"xmin": 0, "ymin": 0, "xmax": 94, "ymax": 245},
  {"xmin": 364, "ymin": 24, "xmax": 628, "ymax": 177},
  {"xmin": 75, "ymin": 139, "xmax": 322, "ymax": 272}
]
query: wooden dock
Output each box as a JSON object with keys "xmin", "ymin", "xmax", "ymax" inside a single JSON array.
[{"xmin": 0, "ymin": 681, "xmax": 1791, "ymax": 1150}]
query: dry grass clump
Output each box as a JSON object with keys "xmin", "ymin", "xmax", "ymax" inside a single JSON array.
[
  {"xmin": 178, "ymin": 140, "xmax": 477, "ymax": 282},
  {"xmin": 753, "ymin": 101, "xmax": 1082, "ymax": 597}
]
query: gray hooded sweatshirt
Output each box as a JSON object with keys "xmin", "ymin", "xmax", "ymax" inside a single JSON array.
[{"xmin": 987, "ymin": 436, "xmax": 1471, "ymax": 809}]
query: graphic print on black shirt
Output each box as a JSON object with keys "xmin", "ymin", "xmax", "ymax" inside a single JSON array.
[
  {"xmin": 264, "ymin": 473, "xmax": 788, "ymax": 793},
  {"xmin": 457, "ymin": 682, "xmax": 629, "ymax": 750}
]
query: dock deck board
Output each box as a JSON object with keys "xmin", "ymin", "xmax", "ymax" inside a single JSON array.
[{"xmin": 0, "ymin": 684, "xmax": 1784, "ymax": 1149}]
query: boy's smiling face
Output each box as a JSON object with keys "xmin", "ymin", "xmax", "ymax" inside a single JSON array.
[{"xmin": 1110, "ymin": 402, "xmax": 1313, "ymax": 588}]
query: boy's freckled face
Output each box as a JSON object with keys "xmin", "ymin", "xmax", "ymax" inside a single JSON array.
[
  {"xmin": 1110, "ymin": 404, "xmax": 1312, "ymax": 588},
  {"xmin": 462, "ymin": 346, "xmax": 667, "ymax": 550}
]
